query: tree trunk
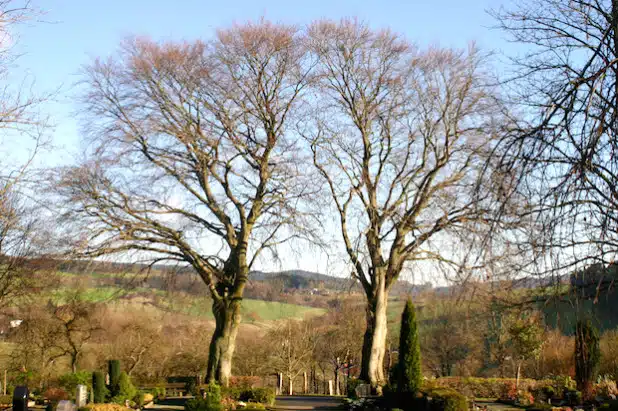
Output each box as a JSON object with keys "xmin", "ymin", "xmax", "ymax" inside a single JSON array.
[
  {"xmin": 334, "ymin": 367, "xmax": 340, "ymax": 396},
  {"xmin": 289, "ymin": 376, "xmax": 293, "ymax": 395},
  {"xmin": 360, "ymin": 278, "xmax": 388, "ymax": 393},
  {"xmin": 206, "ymin": 297, "xmax": 241, "ymax": 387},
  {"xmin": 516, "ymin": 361, "xmax": 521, "ymax": 391}
]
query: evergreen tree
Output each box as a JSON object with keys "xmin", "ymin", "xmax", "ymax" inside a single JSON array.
[
  {"xmin": 575, "ymin": 319, "xmax": 600, "ymax": 399},
  {"xmin": 397, "ymin": 299, "xmax": 422, "ymax": 395}
]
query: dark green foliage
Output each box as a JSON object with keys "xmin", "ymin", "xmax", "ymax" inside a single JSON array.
[
  {"xmin": 92, "ymin": 371, "xmax": 108, "ymax": 403},
  {"xmin": 574, "ymin": 320, "xmax": 600, "ymax": 397},
  {"xmin": 133, "ymin": 392, "xmax": 146, "ymax": 407},
  {"xmin": 108, "ymin": 360, "xmax": 121, "ymax": 397},
  {"xmin": 238, "ymin": 388, "xmax": 275, "ymax": 406},
  {"xmin": 111, "ymin": 372, "xmax": 137, "ymax": 404},
  {"xmin": 0, "ymin": 395, "xmax": 12, "ymax": 405},
  {"xmin": 185, "ymin": 384, "xmax": 222, "ymax": 411},
  {"xmin": 59, "ymin": 371, "xmax": 93, "ymax": 395},
  {"xmin": 45, "ymin": 403, "xmax": 53, "ymax": 411},
  {"xmin": 397, "ymin": 299, "xmax": 422, "ymax": 395},
  {"xmin": 346, "ymin": 378, "xmax": 364, "ymax": 399},
  {"xmin": 426, "ymin": 388, "xmax": 468, "ymax": 411}
]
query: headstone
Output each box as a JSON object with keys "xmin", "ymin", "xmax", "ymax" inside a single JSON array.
[
  {"xmin": 56, "ymin": 400, "xmax": 76, "ymax": 411},
  {"xmin": 13, "ymin": 386, "xmax": 28, "ymax": 411},
  {"xmin": 76, "ymin": 385, "xmax": 88, "ymax": 408},
  {"xmin": 355, "ymin": 384, "xmax": 371, "ymax": 398}
]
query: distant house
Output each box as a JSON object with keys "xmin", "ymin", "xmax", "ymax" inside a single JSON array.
[{"xmin": 10, "ymin": 319, "xmax": 23, "ymax": 328}]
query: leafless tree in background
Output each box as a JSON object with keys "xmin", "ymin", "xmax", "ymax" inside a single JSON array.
[
  {"xmin": 0, "ymin": 0, "xmax": 50, "ymax": 309},
  {"xmin": 491, "ymin": 0, "xmax": 618, "ymax": 280},
  {"xmin": 304, "ymin": 19, "xmax": 506, "ymax": 391},
  {"xmin": 57, "ymin": 22, "xmax": 317, "ymax": 386}
]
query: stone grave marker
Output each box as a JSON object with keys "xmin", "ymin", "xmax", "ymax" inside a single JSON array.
[
  {"xmin": 76, "ymin": 385, "xmax": 88, "ymax": 407},
  {"xmin": 13, "ymin": 386, "xmax": 28, "ymax": 411}
]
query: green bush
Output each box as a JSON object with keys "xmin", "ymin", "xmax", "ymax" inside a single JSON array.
[
  {"xmin": 426, "ymin": 388, "xmax": 467, "ymax": 411},
  {"xmin": 148, "ymin": 386, "xmax": 166, "ymax": 400},
  {"xmin": 185, "ymin": 384, "xmax": 222, "ymax": 411},
  {"xmin": 108, "ymin": 360, "xmax": 121, "ymax": 397},
  {"xmin": 242, "ymin": 404, "xmax": 266, "ymax": 410},
  {"xmin": 346, "ymin": 378, "xmax": 365, "ymax": 399},
  {"xmin": 110, "ymin": 372, "xmax": 137, "ymax": 404},
  {"xmin": 92, "ymin": 371, "xmax": 108, "ymax": 403},
  {"xmin": 59, "ymin": 371, "xmax": 93, "ymax": 396},
  {"xmin": 424, "ymin": 377, "xmax": 566, "ymax": 400},
  {"xmin": 0, "ymin": 395, "xmax": 11, "ymax": 405},
  {"xmin": 238, "ymin": 388, "xmax": 275, "ymax": 406},
  {"xmin": 221, "ymin": 386, "xmax": 241, "ymax": 401},
  {"xmin": 397, "ymin": 300, "xmax": 422, "ymax": 396},
  {"xmin": 133, "ymin": 392, "xmax": 146, "ymax": 407}
]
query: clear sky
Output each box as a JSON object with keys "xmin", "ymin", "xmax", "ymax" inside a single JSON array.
[{"xmin": 10, "ymin": 0, "xmax": 516, "ymax": 276}]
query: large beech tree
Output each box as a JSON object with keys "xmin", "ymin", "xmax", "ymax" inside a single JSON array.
[
  {"xmin": 58, "ymin": 22, "xmax": 314, "ymax": 385},
  {"xmin": 305, "ymin": 20, "xmax": 503, "ymax": 391}
]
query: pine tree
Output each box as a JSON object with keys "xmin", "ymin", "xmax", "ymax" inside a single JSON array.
[
  {"xmin": 575, "ymin": 319, "xmax": 600, "ymax": 399},
  {"xmin": 397, "ymin": 299, "xmax": 422, "ymax": 395}
]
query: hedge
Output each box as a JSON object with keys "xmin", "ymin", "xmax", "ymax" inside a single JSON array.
[
  {"xmin": 424, "ymin": 377, "xmax": 567, "ymax": 400},
  {"xmin": 426, "ymin": 388, "xmax": 468, "ymax": 411}
]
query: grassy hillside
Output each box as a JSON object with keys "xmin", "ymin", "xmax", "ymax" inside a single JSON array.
[{"xmin": 46, "ymin": 285, "xmax": 326, "ymax": 326}]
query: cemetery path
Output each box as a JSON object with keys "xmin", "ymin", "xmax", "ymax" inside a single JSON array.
[
  {"xmin": 147, "ymin": 397, "xmax": 187, "ymax": 411},
  {"xmin": 271, "ymin": 395, "xmax": 345, "ymax": 410}
]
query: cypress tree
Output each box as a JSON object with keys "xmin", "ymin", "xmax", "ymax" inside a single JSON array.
[
  {"xmin": 397, "ymin": 299, "xmax": 422, "ymax": 395},
  {"xmin": 575, "ymin": 319, "xmax": 600, "ymax": 399},
  {"xmin": 92, "ymin": 371, "xmax": 108, "ymax": 403},
  {"xmin": 108, "ymin": 360, "xmax": 121, "ymax": 397}
]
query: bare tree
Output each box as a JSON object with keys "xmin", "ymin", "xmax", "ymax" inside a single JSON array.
[
  {"xmin": 267, "ymin": 319, "xmax": 317, "ymax": 395},
  {"xmin": 51, "ymin": 293, "xmax": 103, "ymax": 373},
  {"xmin": 0, "ymin": 0, "xmax": 51, "ymax": 309},
  {"xmin": 57, "ymin": 22, "xmax": 316, "ymax": 385},
  {"xmin": 304, "ymin": 19, "xmax": 503, "ymax": 391},
  {"xmin": 491, "ymin": 0, "xmax": 618, "ymax": 279}
]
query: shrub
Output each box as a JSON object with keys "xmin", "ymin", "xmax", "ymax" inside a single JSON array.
[
  {"xmin": 221, "ymin": 386, "xmax": 242, "ymax": 401},
  {"xmin": 242, "ymin": 403, "xmax": 266, "ymax": 410},
  {"xmin": 0, "ymin": 395, "xmax": 12, "ymax": 405},
  {"xmin": 44, "ymin": 387, "xmax": 70, "ymax": 404},
  {"xmin": 108, "ymin": 360, "xmax": 121, "ymax": 397},
  {"xmin": 564, "ymin": 390, "xmax": 583, "ymax": 405},
  {"xmin": 397, "ymin": 300, "xmax": 422, "ymax": 396},
  {"xmin": 59, "ymin": 371, "xmax": 93, "ymax": 395},
  {"xmin": 238, "ymin": 388, "xmax": 275, "ymax": 406},
  {"xmin": 186, "ymin": 384, "xmax": 222, "ymax": 411},
  {"xmin": 92, "ymin": 371, "xmax": 108, "ymax": 404},
  {"xmin": 133, "ymin": 392, "xmax": 146, "ymax": 407},
  {"xmin": 346, "ymin": 378, "xmax": 364, "ymax": 399},
  {"xmin": 426, "ymin": 388, "xmax": 468, "ymax": 411},
  {"xmin": 596, "ymin": 375, "xmax": 618, "ymax": 398},
  {"xmin": 229, "ymin": 376, "xmax": 261, "ymax": 389},
  {"xmin": 110, "ymin": 372, "xmax": 137, "ymax": 404}
]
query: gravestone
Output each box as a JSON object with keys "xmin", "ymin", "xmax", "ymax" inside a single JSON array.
[
  {"xmin": 56, "ymin": 400, "xmax": 77, "ymax": 411},
  {"xmin": 355, "ymin": 383, "xmax": 371, "ymax": 398},
  {"xmin": 13, "ymin": 386, "xmax": 28, "ymax": 411},
  {"xmin": 76, "ymin": 385, "xmax": 88, "ymax": 407}
]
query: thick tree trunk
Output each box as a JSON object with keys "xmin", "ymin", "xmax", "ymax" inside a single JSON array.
[
  {"xmin": 359, "ymin": 278, "xmax": 389, "ymax": 394},
  {"xmin": 206, "ymin": 298, "xmax": 241, "ymax": 387}
]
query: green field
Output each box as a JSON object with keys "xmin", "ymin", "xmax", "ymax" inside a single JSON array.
[{"xmin": 48, "ymin": 285, "xmax": 325, "ymax": 326}]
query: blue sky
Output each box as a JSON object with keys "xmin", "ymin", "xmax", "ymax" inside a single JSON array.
[
  {"xmin": 11, "ymin": 0, "xmax": 516, "ymax": 276},
  {"xmin": 14, "ymin": 0, "xmax": 512, "ymax": 160}
]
